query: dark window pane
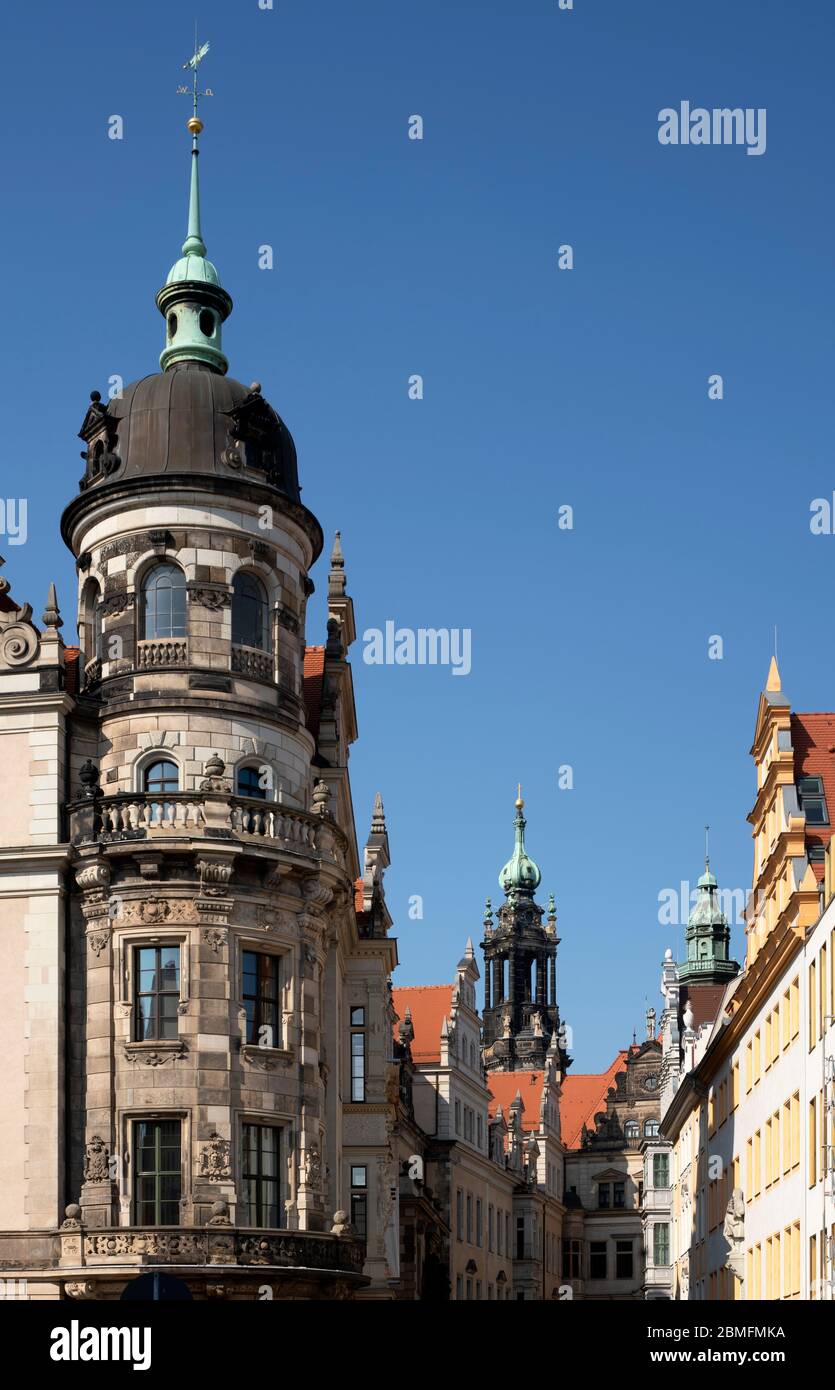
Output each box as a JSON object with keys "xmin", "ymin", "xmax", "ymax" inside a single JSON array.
[
  {"xmin": 232, "ymin": 572, "xmax": 268, "ymax": 650},
  {"xmin": 142, "ymin": 564, "xmax": 187, "ymax": 640},
  {"xmin": 237, "ymin": 766, "xmax": 268, "ymax": 800}
]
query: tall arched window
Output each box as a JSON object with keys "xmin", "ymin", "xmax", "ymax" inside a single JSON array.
[
  {"xmin": 141, "ymin": 563, "xmax": 186, "ymax": 640},
  {"xmin": 237, "ymin": 765, "xmax": 269, "ymax": 801},
  {"xmin": 144, "ymin": 759, "xmax": 179, "ymax": 823},
  {"xmin": 624, "ymin": 1120, "xmax": 640, "ymax": 1146},
  {"xmin": 81, "ymin": 580, "xmax": 101, "ymax": 663},
  {"xmin": 232, "ymin": 572, "xmax": 268, "ymax": 650}
]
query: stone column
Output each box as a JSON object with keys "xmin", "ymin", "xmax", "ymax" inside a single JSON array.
[{"xmin": 76, "ymin": 858, "xmax": 119, "ymax": 1228}]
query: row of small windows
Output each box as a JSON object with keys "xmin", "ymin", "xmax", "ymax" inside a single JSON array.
[
  {"xmin": 142, "ymin": 759, "xmax": 271, "ymax": 805},
  {"xmin": 623, "ymin": 1119, "xmax": 660, "ymax": 1144},
  {"xmin": 89, "ymin": 565, "xmax": 270, "ymax": 651}
]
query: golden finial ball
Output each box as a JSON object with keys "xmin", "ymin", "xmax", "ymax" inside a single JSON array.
[{"xmin": 187, "ymin": 117, "xmax": 204, "ymax": 135}]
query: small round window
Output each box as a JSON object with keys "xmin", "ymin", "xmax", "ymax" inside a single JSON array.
[
  {"xmin": 199, "ymin": 309, "xmax": 215, "ymax": 338},
  {"xmin": 167, "ymin": 312, "xmax": 178, "ymax": 338}
]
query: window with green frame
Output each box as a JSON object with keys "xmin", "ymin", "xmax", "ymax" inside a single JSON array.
[
  {"xmin": 133, "ymin": 1119, "xmax": 181, "ymax": 1226},
  {"xmin": 653, "ymin": 1152, "xmax": 670, "ymax": 1188},
  {"xmin": 242, "ymin": 1124, "xmax": 282, "ymax": 1228},
  {"xmin": 653, "ymin": 1223, "xmax": 670, "ymax": 1266}
]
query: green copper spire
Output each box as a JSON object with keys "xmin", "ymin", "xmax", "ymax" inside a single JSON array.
[
  {"xmin": 498, "ymin": 787, "xmax": 542, "ymax": 895},
  {"xmin": 156, "ymin": 36, "xmax": 232, "ymax": 373},
  {"xmin": 677, "ymin": 832, "xmax": 740, "ymax": 985}
]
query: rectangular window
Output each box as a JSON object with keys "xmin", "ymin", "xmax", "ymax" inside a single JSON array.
[
  {"xmin": 456, "ymin": 1189, "xmax": 464, "ymax": 1240},
  {"xmin": 613, "ymin": 1180, "xmax": 625, "ymax": 1209},
  {"xmin": 516, "ymin": 1216, "xmax": 525, "ymax": 1260},
  {"xmin": 477, "ymin": 1115, "xmax": 483, "ymax": 1149},
  {"xmin": 765, "ymin": 1117, "xmax": 773, "ymax": 1186},
  {"xmin": 488, "ymin": 1204, "xmax": 494, "ymax": 1252},
  {"xmin": 133, "ymin": 1119, "xmax": 181, "ymax": 1226},
  {"xmin": 597, "ymin": 1183, "xmax": 610, "ymax": 1209},
  {"xmin": 615, "ymin": 1239, "xmax": 633, "ymax": 1280},
  {"xmin": 753, "ymin": 1031, "xmax": 761, "ymax": 1085},
  {"xmin": 809, "ymin": 1097, "xmax": 817, "ymax": 1187},
  {"xmin": 589, "ymin": 1241, "xmax": 607, "ymax": 1280},
  {"xmin": 242, "ymin": 950, "xmax": 279, "ymax": 1048},
  {"xmin": 745, "ymin": 1041, "xmax": 753, "ymax": 1093},
  {"xmin": 466, "ymin": 1193, "xmax": 473, "ymax": 1244},
  {"xmin": 821, "ymin": 943, "xmax": 828, "ymax": 1037},
  {"xmin": 731, "ymin": 1060, "xmax": 740, "ymax": 1109},
  {"xmin": 790, "ymin": 977, "xmax": 799, "ymax": 1038},
  {"xmin": 476, "ymin": 1199, "xmax": 483, "ymax": 1247},
  {"xmin": 653, "ymin": 1223, "xmax": 670, "ymax": 1266},
  {"xmin": 809, "ymin": 961, "xmax": 818, "ymax": 1050},
  {"xmin": 791, "ymin": 1092, "xmax": 800, "ymax": 1168},
  {"xmin": 782, "ymin": 990, "xmax": 791, "ymax": 1049},
  {"xmin": 753, "ymin": 1130, "xmax": 761, "ymax": 1197},
  {"xmin": 350, "ymin": 1164, "xmax": 367, "ymax": 1240},
  {"xmin": 350, "ymin": 1006, "xmax": 366, "ymax": 1102},
  {"xmin": 783, "ymin": 1099, "xmax": 792, "ymax": 1175},
  {"xmin": 798, "ymin": 775, "xmax": 829, "ymax": 825},
  {"xmin": 653, "ymin": 1153, "xmax": 670, "ymax": 1188},
  {"xmin": 745, "ymin": 1137, "xmax": 753, "ymax": 1201},
  {"xmin": 242, "ymin": 1123, "xmax": 282, "ymax": 1228},
  {"xmin": 497, "ymin": 1208, "xmax": 503, "ymax": 1255},
  {"xmin": 809, "ymin": 1234, "xmax": 817, "ymax": 1298},
  {"xmin": 454, "ymin": 1099, "xmax": 461, "ymax": 1135},
  {"xmin": 134, "ymin": 945, "xmax": 180, "ymax": 1041}
]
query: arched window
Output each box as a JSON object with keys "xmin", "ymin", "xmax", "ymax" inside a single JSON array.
[
  {"xmin": 232, "ymin": 572, "xmax": 268, "ymax": 650},
  {"xmin": 624, "ymin": 1120, "xmax": 640, "ymax": 1145},
  {"xmin": 237, "ymin": 765, "xmax": 269, "ymax": 801},
  {"xmin": 141, "ymin": 563, "xmax": 186, "ymax": 640},
  {"xmin": 644, "ymin": 1120, "xmax": 660, "ymax": 1139},
  {"xmin": 144, "ymin": 759, "xmax": 179, "ymax": 823}
]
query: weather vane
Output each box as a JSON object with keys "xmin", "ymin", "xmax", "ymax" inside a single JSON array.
[{"xmin": 177, "ymin": 26, "xmax": 213, "ymax": 126}]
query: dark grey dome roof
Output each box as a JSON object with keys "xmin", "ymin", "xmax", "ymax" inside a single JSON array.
[{"xmin": 76, "ymin": 363, "xmax": 301, "ymax": 504}]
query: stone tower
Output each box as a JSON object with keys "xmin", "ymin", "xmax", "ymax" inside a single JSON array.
[
  {"xmin": 0, "ymin": 87, "xmax": 398, "ymax": 1299},
  {"xmin": 481, "ymin": 793, "xmax": 569, "ymax": 1074}
]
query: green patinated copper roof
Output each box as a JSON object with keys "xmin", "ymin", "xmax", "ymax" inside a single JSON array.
[{"xmin": 499, "ymin": 796, "xmax": 542, "ymax": 895}]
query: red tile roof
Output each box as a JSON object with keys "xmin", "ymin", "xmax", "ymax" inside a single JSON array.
[
  {"xmin": 792, "ymin": 713, "xmax": 835, "ymax": 879},
  {"xmin": 560, "ymin": 1051, "xmax": 628, "ymax": 1149},
  {"xmin": 680, "ymin": 983, "xmax": 727, "ymax": 1030},
  {"xmin": 303, "ymin": 646, "xmax": 325, "ymax": 739},
  {"xmin": 487, "ymin": 1071, "xmax": 545, "ymax": 1131},
  {"xmin": 392, "ymin": 985, "xmax": 454, "ymax": 1063},
  {"xmin": 64, "ymin": 646, "xmax": 80, "ymax": 696}
]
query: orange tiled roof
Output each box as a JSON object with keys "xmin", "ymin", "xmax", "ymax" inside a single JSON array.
[
  {"xmin": 560, "ymin": 1051, "xmax": 628, "ymax": 1149},
  {"xmin": 792, "ymin": 713, "xmax": 835, "ymax": 880},
  {"xmin": 64, "ymin": 646, "xmax": 80, "ymax": 696},
  {"xmin": 487, "ymin": 1071, "xmax": 545, "ymax": 1131},
  {"xmin": 303, "ymin": 645, "xmax": 326, "ymax": 739},
  {"xmin": 392, "ymin": 985, "xmax": 455, "ymax": 1063}
]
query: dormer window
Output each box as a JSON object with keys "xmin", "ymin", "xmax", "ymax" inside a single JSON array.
[{"xmin": 798, "ymin": 776, "xmax": 829, "ymax": 826}]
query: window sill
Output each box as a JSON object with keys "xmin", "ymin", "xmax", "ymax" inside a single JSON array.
[
  {"xmin": 123, "ymin": 1040, "xmax": 186, "ymax": 1066},
  {"xmin": 239, "ymin": 1043, "xmax": 293, "ymax": 1069}
]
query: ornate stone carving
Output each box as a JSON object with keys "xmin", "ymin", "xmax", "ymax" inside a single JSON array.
[
  {"xmin": 99, "ymin": 592, "xmax": 135, "ymax": 618},
  {"xmin": 199, "ymin": 754, "xmax": 231, "ymax": 792},
  {"xmin": 123, "ymin": 1043, "xmax": 186, "ymax": 1066},
  {"xmin": 197, "ymin": 858, "xmax": 234, "ymax": 897},
  {"xmin": 723, "ymin": 1188, "xmax": 745, "ymax": 1283},
  {"xmin": 304, "ymin": 1143, "xmax": 322, "ymax": 1193},
  {"xmin": 0, "ymin": 619, "xmax": 39, "ymax": 667},
  {"xmin": 64, "ymin": 1281, "xmax": 97, "ymax": 1300},
  {"xmin": 207, "ymin": 1200, "xmax": 232, "ymax": 1227},
  {"xmin": 137, "ymin": 897, "xmax": 171, "ymax": 924},
  {"xmin": 83, "ymin": 1136, "xmax": 110, "ymax": 1183},
  {"xmin": 188, "ymin": 584, "xmax": 231, "ymax": 610},
  {"xmin": 87, "ymin": 930, "xmax": 110, "ymax": 957},
  {"xmin": 203, "ymin": 927, "xmax": 228, "ymax": 954},
  {"xmin": 199, "ymin": 1133, "xmax": 232, "ymax": 1180},
  {"xmin": 61, "ymin": 1204, "xmax": 83, "ymax": 1230}
]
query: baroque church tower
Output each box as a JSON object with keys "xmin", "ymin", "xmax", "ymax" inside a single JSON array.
[
  {"xmin": 481, "ymin": 793, "xmax": 570, "ymax": 1076},
  {"xmin": 0, "ymin": 74, "xmax": 399, "ymax": 1299}
]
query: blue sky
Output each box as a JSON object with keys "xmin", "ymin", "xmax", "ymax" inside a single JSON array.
[{"xmin": 2, "ymin": 0, "xmax": 833, "ymax": 1068}]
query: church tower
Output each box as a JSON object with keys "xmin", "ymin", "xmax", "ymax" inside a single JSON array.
[
  {"xmin": 677, "ymin": 855, "xmax": 739, "ymax": 987},
  {"xmin": 0, "ymin": 50, "xmax": 398, "ymax": 1299},
  {"xmin": 481, "ymin": 792, "xmax": 569, "ymax": 1074}
]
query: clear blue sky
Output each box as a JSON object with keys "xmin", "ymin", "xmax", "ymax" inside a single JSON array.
[{"xmin": 2, "ymin": 0, "xmax": 833, "ymax": 1068}]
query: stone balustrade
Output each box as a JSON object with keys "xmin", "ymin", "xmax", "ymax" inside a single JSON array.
[
  {"xmin": 231, "ymin": 643, "xmax": 275, "ymax": 681},
  {"xmin": 136, "ymin": 637, "xmax": 188, "ymax": 668},
  {"xmin": 59, "ymin": 1225, "xmax": 364, "ymax": 1274}
]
